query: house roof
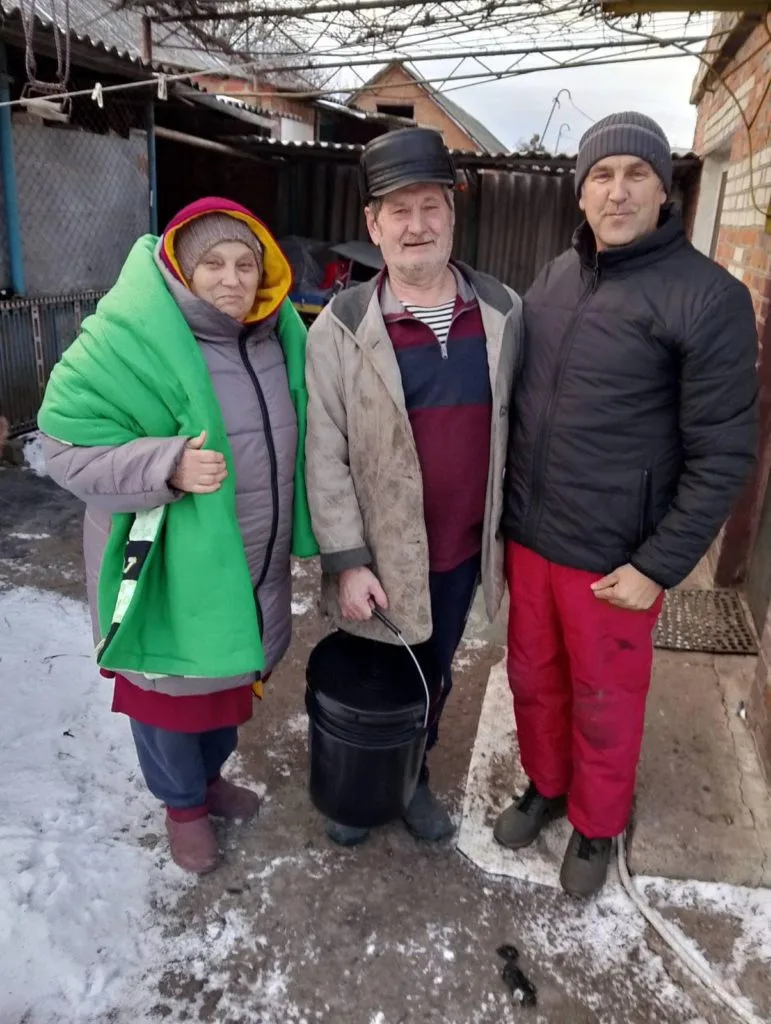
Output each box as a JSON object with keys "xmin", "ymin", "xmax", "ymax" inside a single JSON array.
[
  {"xmin": 230, "ymin": 135, "xmax": 699, "ymax": 176},
  {"xmin": 0, "ymin": 0, "xmax": 234, "ymax": 74},
  {"xmin": 173, "ymin": 82, "xmax": 274, "ymax": 128},
  {"xmin": 316, "ymin": 97, "xmax": 414, "ymax": 128},
  {"xmin": 348, "ymin": 60, "xmax": 508, "ymax": 156}
]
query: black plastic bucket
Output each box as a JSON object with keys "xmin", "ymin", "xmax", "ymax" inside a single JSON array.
[{"xmin": 305, "ymin": 627, "xmax": 441, "ymax": 829}]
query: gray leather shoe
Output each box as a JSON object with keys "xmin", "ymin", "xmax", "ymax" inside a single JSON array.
[
  {"xmin": 493, "ymin": 782, "xmax": 567, "ymax": 850},
  {"xmin": 403, "ymin": 782, "xmax": 455, "ymax": 841},
  {"xmin": 559, "ymin": 829, "xmax": 612, "ymax": 898}
]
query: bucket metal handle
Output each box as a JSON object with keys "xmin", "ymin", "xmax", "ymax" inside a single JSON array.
[{"xmin": 371, "ymin": 607, "xmax": 430, "ymax": 732}]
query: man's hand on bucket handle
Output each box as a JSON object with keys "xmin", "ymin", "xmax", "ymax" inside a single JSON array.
[{"xmin": 339, "ymin": 566, "xmax": 389, "ymax": 621}]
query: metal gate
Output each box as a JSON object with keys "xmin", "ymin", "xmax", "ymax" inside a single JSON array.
[{"xmin": 0, "ymin": 292, "xmax": 103, "ymax": 435}]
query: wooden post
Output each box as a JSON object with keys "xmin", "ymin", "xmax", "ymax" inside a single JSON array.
[{"xmin": 142, "ymin": 15, "xmax": 153, "ymax": 64}]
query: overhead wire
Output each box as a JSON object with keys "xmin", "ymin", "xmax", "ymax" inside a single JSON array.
[{"xmin": 601, "ymin": 12, "xmax": 771, "ymax": 217}]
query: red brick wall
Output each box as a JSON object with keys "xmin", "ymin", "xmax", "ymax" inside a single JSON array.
[
  {"xmin": 193, "ymin": 74, "xmax": 316, "ymax": 126},
  {"xmin": 350, "ymin": 64, "xmax": 478, "ymax": 152},
  {"xmin": 694, "ymin": 17, "xmax": 771, "ymax": 781},
  {"xmin": 692, "ymin": 17, "xmax": 771, "ymax": 585}
]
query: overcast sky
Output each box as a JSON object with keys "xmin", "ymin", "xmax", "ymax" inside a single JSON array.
[
  {"xmin": 337, "ymin": 12, "xmax": 711, "ymax": 156},
  {"xmin": 447, "ymin": 53, "xmax": 702, "ymax": 154}
]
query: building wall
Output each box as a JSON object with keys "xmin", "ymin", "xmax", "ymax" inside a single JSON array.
[
  {"xmin": 692, "ymin": 17, "xmax": 771, "ymax": 585},
  {"xmin": 193, "ymin": 74, "xmax": 315, "ymax": 128},
  {"xmin": 692, "ymin": 15, "xmax": 771, "ymax": 780},
  {"xmin": 351, "ymin": 64, "xmax": 476, "ymax": 152},
  {"xmin": 279, "ymin": 116, "xmax": 314, "ymax": 143}
]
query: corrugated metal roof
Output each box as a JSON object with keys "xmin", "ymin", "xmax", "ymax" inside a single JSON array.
[
  {"xmin": 0, "ymin": 0, "xmax": 234, "ymax": 74},
  {"xmin": 230, "ymin": 135, "xmax": 700, "ymax": 175},
  {"xmin": 173, "ymin": 83, "xmax": 274, "ymax": 127},
  {"xmin": 317, "ymin": 97, "xmax": 413, "ymax": 128}
]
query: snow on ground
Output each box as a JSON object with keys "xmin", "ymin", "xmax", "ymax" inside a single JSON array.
[
  {"xmin": 290, "ymin": 595, "xmax": 314, "ymax": 616},
  {"xmin": 20, "ymin": 431, "xmax": 47, "ymax": 477},
  {"xmin": 2, "ymin": 586, "xmax": 770, "ymax": 1024},
  {"xmin": 0, "ymin": 587, "xmax": 184, "ymax": 1022},
  {"xmin": 457, "ymin": 658, "xmax": 771, "ymax": 1023},
  {"xmin": 0, "ymin": 587, "xmax": 293, "ymax": 1024}
]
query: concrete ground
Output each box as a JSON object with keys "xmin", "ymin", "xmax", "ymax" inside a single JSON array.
[{"xmin": 1, "ymin": 455, "xmax": 770, "ymax": 1024}]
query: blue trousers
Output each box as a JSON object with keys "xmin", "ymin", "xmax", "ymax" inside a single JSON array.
[
  {"xmin": 426, "ymin": 551, "xmax": 482, "ymax": 752},
  {"xmin": 130, "ymin": 719, "xmax": 238, "ymax": 809}
]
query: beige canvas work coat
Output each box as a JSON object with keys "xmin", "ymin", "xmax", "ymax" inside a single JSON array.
[{"xmin": 305, "ymin": 262, "xmax": 523, "ymax": 645}]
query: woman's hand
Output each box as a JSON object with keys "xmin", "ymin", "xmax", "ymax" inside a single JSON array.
[{"xmin": 169, "ymin": 431, "xmax": 228, "ymax": 494}]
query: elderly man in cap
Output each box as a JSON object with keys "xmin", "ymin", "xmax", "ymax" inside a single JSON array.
[
  {"xmin": 496, "ymin": 111, "xmax": 758, "ymax": 896},
  {"xmin": 305, "ymin": 127, "xmax": 522, "ymax": 846}
]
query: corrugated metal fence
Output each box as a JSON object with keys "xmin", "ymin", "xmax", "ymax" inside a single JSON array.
[
  {"xmin": 272, "ymin": 161, "xmax": 584, "ymax": 295},
  {"xmin": 471, "ymin": 170, "xmax": 582, "ymax": 293},
  {"xmin": 0, "ymin": 292, "xmax": 103, "ymax": 434},
  {"xmin": 0, "ymin": 152, "xmax": 695, "ymax": 436},
  {"xmin": 0, "ymin": 166, "xmax": 582, "ymax": 435}
]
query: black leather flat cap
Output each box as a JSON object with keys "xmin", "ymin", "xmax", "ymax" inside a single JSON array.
[{"xmin": 359, "ymin": 127, "xmax": 457, "ymax": 203}]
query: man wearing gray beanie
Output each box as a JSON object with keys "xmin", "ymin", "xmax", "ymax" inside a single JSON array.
[{"xmin": 495, "ymin": 111, "xmax": 759, "ymax": 898}]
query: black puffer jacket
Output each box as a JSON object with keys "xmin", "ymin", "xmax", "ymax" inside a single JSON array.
[{"xmin": 502, "ymin": 207, "xmax": 758, "ymax": 588}]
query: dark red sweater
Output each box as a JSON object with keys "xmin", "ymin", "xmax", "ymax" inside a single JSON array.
[{"xmin": 382, "ymin": 277, "xmax": 492, "ymax": 572}]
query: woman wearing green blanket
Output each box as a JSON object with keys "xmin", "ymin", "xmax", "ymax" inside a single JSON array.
[{"xmin": 38, "ymin": 197, "xmax": 317, "ymax": 875}]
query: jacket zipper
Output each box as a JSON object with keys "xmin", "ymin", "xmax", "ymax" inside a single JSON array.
[
  {"xmin": 434, "ymin": 301, "xmax": 461, "ymax": 360},
  {"xmin": 238, "ymin": 330, "xmax": 279, "ymax": 630},
  {"xmin": 521, "ymin": 259, "xmax": 601, "ymax": 542},
  {"xmin": 396, "ymin": 305, "xmax": 456, "ymax": 360}
]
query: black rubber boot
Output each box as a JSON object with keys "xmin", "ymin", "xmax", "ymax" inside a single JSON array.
[{"xmin": 403, "ymin": 782, "xmax": 454, "ymax": 841}]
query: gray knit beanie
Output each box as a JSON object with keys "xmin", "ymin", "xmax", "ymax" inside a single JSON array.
[
  {"xmin": 175, "ymin": 213, "xmax": 264, "ymax": 282},
  {"xmin": 574, "ymin": 111, "xmax": 672, "ymax": 196}
]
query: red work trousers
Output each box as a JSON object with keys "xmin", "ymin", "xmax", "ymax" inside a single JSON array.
[{"xmin": 505, "ymin": 542, "xmax": 663, "ymax": 839}]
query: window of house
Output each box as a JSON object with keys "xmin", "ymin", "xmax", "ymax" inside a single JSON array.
[{"xmin": 376, "ymin": 103, "xmax": 414, "ymax": 119}]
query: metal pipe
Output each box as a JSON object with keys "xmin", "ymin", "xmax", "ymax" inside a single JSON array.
[
  {"xmin": 0, "ymin": 42, "xmax": 25, "ymax": 295},
  {"xmin": 154, "ymin": 125, "xmax": 263, "ymax": 161},
  {"xmin": 146, "ymin": 100, "xmax": 158, "ymax": 234}
]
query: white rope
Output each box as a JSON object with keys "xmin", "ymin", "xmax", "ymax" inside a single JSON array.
[
  {"xmin": 617, "ymin": 833, "xmax": 765, "ymax": 1024},
  {"xmin": 20, "ymin": 0, "xmax": 71, "ymax": 96}
]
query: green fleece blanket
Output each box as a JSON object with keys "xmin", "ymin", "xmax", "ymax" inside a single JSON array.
[{"xmin": 38, "ymin": 235, "xmax": 318, "ymax": 679}]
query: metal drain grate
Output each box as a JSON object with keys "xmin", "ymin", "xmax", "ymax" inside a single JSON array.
[{"xmin": 654, "ymin": 589, "xmax": 757, "ymax": 655}]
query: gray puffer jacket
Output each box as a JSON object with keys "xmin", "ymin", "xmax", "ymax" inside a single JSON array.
[{"xmin": 43, "ymin": 246, "xmax": 297, "ymax": 696}]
